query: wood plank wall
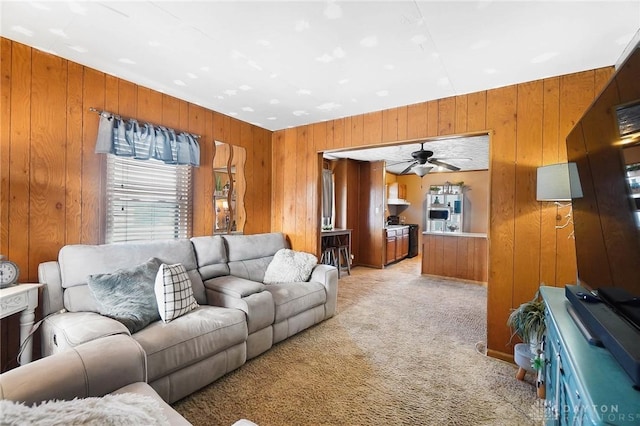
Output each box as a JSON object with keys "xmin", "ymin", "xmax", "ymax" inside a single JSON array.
[
  {"xmin": 0, "ymin": 36, "xmax": 615, "ymax": 362},
  {"xmin": 1, "ymin": 38, "xmax": 272, "ymax": 286},
  {"xmin": 271, "ymin": 68, "xmax": 614, "ymax": 358},
  {"xmin": 0, "ymin": 39, "xmax": 272, "ymax": 370},
  {"xmin": 422, "ymin": 234, "xmax": 488, "ymax": 282}
]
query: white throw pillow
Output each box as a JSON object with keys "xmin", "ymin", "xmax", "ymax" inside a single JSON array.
[
  {"xmin": 263, "ymin": 248, "xmax": 318, "ymax": 284},
  {"xmin": 154, "ymin": 263, "xmax": 199, "ymax": 322}
]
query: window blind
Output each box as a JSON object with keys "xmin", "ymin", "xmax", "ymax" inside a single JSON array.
[{"xmin": 106, "ymin": 154, "xmax": 193, "ymax": 243}]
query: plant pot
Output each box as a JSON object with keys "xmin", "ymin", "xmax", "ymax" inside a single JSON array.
[
  {"xmin": 515, "ymin": 343, "xmax": 535, "ymax": 371},
  {"xmin": 514, "ymin": 343, "xmax": 534, "ymax": 380}
]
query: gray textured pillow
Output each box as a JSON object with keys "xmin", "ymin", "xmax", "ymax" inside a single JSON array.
[{"xmin": 87, "ymin": 257, "xmax": 162, "ymax": 333}]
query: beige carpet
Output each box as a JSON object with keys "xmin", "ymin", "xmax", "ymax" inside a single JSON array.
[{"xmin": 173, "ymin": 257, "xmax": 541, "ymax": 426}]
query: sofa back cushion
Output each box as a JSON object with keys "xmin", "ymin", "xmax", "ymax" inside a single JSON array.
[
  {"xmin": 190, "ymin": 235, "xmax": 230, "ymax": 281},
  {"xmin": 222, "ymin": 233, "xmax": 289, "ymax": 282},
  {"xmin": 59, "ymin": 239, "xmax": 206, "ymax": 312}
]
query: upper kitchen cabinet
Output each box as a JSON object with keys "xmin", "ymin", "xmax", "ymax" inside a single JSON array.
[
  {"xmin": 213, "ymin": 141, "xmax": 246, "ymax": 234},
  {"xmin": 387, "ymin": 182, "xmax": 410, "ymax": 205}
]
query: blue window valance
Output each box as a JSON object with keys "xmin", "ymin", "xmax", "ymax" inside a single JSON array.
[{"xmin": 93, "ymin": 109, "xmax": 200, "ymax": 167}]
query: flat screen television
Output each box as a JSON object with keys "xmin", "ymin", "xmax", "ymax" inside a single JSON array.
[
  {"xmin": 565, "ymin": 32, "xmax": 640, "ymax": 386},
  {"xmin": 566, "ymin": 30, "xmax": 640, "ymax": 301}
]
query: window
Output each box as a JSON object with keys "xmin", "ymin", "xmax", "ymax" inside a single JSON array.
[{"xmin": 105, "ymin": 154, "xmax": 193, "ymax": 243}]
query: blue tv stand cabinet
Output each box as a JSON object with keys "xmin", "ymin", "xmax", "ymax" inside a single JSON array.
[{"xmin": 540, "ymin": 286, "xmax": 640, "ymax": 425}]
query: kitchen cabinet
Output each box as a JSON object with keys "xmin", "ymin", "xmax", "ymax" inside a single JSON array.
[
  {"xmin": 385, "ymin": 228, "xmax": 397, "ymax": 264},
  {"xmin": 388, "ymin": 182, "xmax": 407, "ymax": 200},
  {"xmin": 387, "ymin": 182, "xmax": 410, "ymax": 207},
  {"xmin": 399, "ymin": 227, "xmax": 409, "ymax": 258},
  {"xmin": 385, "ymin": 226, "xmax": 409, "ymax": 265}
]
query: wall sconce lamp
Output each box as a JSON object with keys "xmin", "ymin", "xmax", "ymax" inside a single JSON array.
[
  {"xmin": 412, "ymin": 164, "xmax": 434, "ymax": 177},
  {"xmin": 536, "ymin": 162, "xmax": 583, "ymax": 231}
]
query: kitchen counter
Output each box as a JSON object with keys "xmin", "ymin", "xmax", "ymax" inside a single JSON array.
[
  {"xmin": 422, "ymin": 232, "xmax": 488, "ymax": 282},
  {"xmin": 422, "ymin": 231, "xmax": 486, "ymax": 238}
]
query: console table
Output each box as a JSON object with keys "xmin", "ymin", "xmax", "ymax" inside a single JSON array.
[
  {"xmin": 0, "ymin": 283, "xmax": 42, "ymax": 365},
  {"xmin": 540, "ymin": 286, "xmax": 640, "ymax": 425}
]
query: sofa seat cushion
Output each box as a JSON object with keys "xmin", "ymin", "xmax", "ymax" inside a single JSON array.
[
  {"xmin": 133, "ymin": 306, "xmax": 247, "ymax": 382},
  {"xmin": 203, "ymin": 275, "xmax": 265, "ymax": 298},
  {"xmin": 263, "ymin": 282, "xmax": 326, "ymax": 323}
]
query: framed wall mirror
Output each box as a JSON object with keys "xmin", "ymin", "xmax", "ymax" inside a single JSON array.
[{"xmin": 213, "ymin": 141, "xmax": 246, "ymax": 234}]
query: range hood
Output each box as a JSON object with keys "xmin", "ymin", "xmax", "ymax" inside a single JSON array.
[{"xmin": 387, "ymin": 198, "xmax": 411, "ymax": 206}]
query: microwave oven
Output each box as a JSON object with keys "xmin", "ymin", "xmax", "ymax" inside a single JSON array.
[{"xmin": 428, "ymin": 209, "xmax": 449, "ymax": 220}]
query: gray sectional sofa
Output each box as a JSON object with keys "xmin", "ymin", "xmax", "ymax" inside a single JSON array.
[
  {"xmin": 0, "ymin": 335, "xmax": 191, "ymax": 425},
  {"xmin": 34, "ymin": 232, "xmax": 338, "ymax": 404}
]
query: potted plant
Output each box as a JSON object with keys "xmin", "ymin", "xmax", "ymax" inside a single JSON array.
[
  {"xmin": 507, "ymin": 291, "xmax": 546, "ymax": 349},
  {"xmin": 507, "ymin": 290, "xmax": 546, "ymax": 397}
]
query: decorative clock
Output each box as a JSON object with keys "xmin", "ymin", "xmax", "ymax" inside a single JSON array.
[{"xmin": 0, "ymin": 255, "xmax": 20, "ymax": 288}]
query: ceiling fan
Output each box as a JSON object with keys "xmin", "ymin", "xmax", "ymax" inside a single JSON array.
[{"xmin": 389, "ymin": 142, "xmax": 463, "ymax": 175}]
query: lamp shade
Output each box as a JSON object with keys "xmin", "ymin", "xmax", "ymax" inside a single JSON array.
[
  {"xmin": 412, "ymin": 164, "xmax": 434, "ymax": 177},
  {"xmin": 536, "ymin": 162, "xmax": 583, "ymax": 201}
]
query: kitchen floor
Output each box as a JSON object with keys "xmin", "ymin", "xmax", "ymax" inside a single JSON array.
[{"xmin": 382, "ymin": 255, "xmax": 421, "ymax": 275}]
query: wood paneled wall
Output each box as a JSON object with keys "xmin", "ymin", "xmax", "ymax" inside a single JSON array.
[
  {"xmin": 331, "ymin": 158, "xmax": 362, "ymax": 263},
  {"xmin": 422, "ymin": 234, "xmax": 488, "ymax": 282},
  {"xmin": 1, "ymin": 36, "xmax": 615, "ymax": 361},
  {"xmin": 356, "ymin": 161, "xmax": 386, "ymax": 268},
  {"xmin": 1, "ymin": 38, "xmax": 272, "ymax": 284},
  {"xmin": 271, "ymin": 68, "xmax": 614, "ymax": 358}
]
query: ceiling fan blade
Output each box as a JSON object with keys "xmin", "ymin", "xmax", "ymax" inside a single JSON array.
[
  {"xmin": 429, "ymin": 159, "xmax": 460, "ymax": 171},
  {"xmin": 400, "ymin": 161, "xmax": 418, "ymax": 175},
  {"xmin": 386, "ymin": 159, "xmax": 415, "ymax": 166},
  {"xmin": 431, "ymin": 157, "xmax": 471, "ymax": 161}
]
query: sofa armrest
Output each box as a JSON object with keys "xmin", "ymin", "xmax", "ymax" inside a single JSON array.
[
  {"xmin": 41, "ymin": 311, "xmax": 130, "ymax": 357},
  {"xmin": 204, "ymin": 276, "xmax": 274, "ymax": 333},
  {"xmin": 38, "ymin": 261, "xmax": 65, "ymax": 317},
  {"xmin": 203, "ymin": 275, "xmax": 264, "ymax": 298},
  {"xmin": 309, "ymin": 264, "xmax": 339, "ymax": 319},
  {"xmin": 0, "ymin": 335, "xmax": 146, "ymax": 405},
  {"xmin": 112, "ymin": 383, "xmax": 192, "ymax": 426}
]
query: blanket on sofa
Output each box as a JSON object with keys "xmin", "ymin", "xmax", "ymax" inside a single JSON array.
[{"xmin": 0, "ymin": 393, "xmax": 169, "ymax": 426}]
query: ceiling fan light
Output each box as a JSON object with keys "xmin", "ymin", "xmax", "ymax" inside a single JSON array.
[{"xmin": 412, "ymin": 164, "xmax": 434, "ymax": 177}]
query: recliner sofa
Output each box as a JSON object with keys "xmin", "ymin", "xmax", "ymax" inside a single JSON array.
[
  {"xmin": 36, "ymin": 232, "xmax": 338, "ymax": 403},
  {"xmin": 0, "ymin": 335, "xmax": 191, "ymax": 425}
]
